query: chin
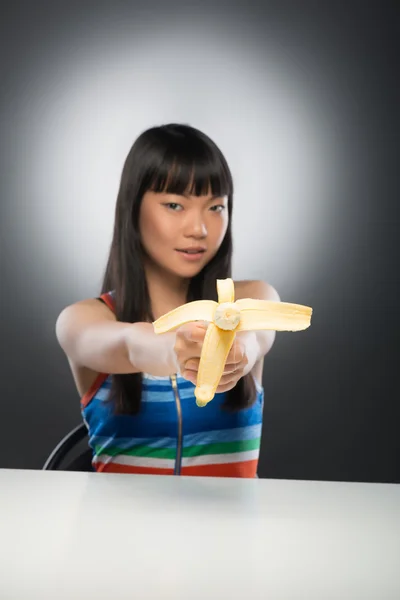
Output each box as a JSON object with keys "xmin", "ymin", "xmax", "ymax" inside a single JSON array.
[
  {"xmin": 176, "ymin": 265, "xmax": 205, "ymax": 279},
  {"xmin": 168, "ymin": 261, "xmax": 206, "ymax": 280}
]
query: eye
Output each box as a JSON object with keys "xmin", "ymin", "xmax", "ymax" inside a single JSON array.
[
  {"xmin": 210, "ymin": 205, "xmax": 225, "ymax": 213},
  {"xmin": 163, "ymin": 202, "xmax": 183, "ymax": 211}
]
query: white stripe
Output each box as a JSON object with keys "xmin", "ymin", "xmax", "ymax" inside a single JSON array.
[
  {"xmin": 141, "ymin": 391, "xmax": 176, "ymax": 403},
  {"xmin": 96, "ymin": 387, "xmax": 112, "ymax": 401},
  {"xmin": 253, "ymin": 375, "xmax": 263, "ymax": 394},
  {"xmin": 93, "ymin": 454, "xmax": 175, "ymax": 469},
  {"xmin": 142, "ymin": 373, "xmax": 190, "ymax": 384},
  {"xmin": 142, "ymin": 373, "xmax": 170, "ymax": 381},
  {"xmin": 181, "ymin": 449, "xmax": 259, "ymax": 467},
  {"xmin": 94, "ymin": 449, "xmax": 259, "ymax": 469}
]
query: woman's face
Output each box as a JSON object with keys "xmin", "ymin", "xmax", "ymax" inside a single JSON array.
[{"xmin": 139, "ymin": 189, "xmax": 229, "ymax": 280}]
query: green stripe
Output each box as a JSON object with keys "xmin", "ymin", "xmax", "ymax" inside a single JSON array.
[
  {"xmin": 95, "ymin": 445, "xmax": 176, "ymax": 459},
  {"xmin": 95, "ymin": 437, "xmax": 261, "ymax": 459}
]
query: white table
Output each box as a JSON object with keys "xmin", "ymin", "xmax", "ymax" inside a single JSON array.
[{"xmin": 0, "ymin": 469, "xmax": 399, "ymax": 599}]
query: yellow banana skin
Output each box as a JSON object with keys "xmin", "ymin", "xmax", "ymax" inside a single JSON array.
[
  {"xmin": 235, "ymin": 298, "xmax": 312, "ymax": 332},
  {"xmin": 151, "ymin": 300, "xmax": 217, "ymax": 332},
  {"xmin": 153, "ymin": 279, "xmax": 313, "ymax": 406}
]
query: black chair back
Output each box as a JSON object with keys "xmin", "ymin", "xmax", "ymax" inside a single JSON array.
[{"xmin": 43, "ymin": 423, "xmax": 93, "ymax": 471}]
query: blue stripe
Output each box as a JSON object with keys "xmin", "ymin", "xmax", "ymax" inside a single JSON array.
[
  {"xmin": 93, "ymin": 379, "xmax": 191, "ymax": 403},
  {"xmin": 83, "ymin": 397, "xmax": 178, "ymax": 439},
  {"xmin": 101, "ymin": 377, "xmax": 112, "ymax": 388},
  {"xmin": 95, "ymin": 389, "xmax": 176, "ymax": 404},
  {"xmin": 95, "ymin": 385, "xmax": 181, "ymax": 402},
  {"xmin": 181, "ymin": 392, "xmax": 264, "ymax": 435},
  {"xmin": 142, "ymin": 381, "xmax": 194, "ymax": 392},
  {"xmin": 85, "ymin": 416, "xmax": 178, "ymax": 439},
  {"xmin": 177, "ymin": 387, "xmax": 197, "ymax": 401},
  {"xmin": 89, "ymin": 435, "xmax": 178, "ymax": 450},
  {"xmin": 142, "ymin": 383, "xmax": 172, "ymax": 392},
  {"xmin": 183, "ymin": 424, "xmax": 262, "ymax": 446}
]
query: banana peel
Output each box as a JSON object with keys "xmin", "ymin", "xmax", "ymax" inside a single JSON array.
[{"xmin": 153, "ymin": 278, "xmax": 312, "ymax": 406}]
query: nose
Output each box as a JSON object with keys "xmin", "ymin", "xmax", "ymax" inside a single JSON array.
[{"xmin": 183, "ymin": 210, "xmax": 207, "ymax": 239}]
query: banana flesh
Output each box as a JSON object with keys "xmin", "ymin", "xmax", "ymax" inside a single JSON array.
[
  {"xmin": 153, "ymin": 278, "xmax": 312, "ymax": 406},
  {"xmin": 216, "ymin": 278, "xmax": 235, "ymax": 303},
  {"xmin": 195, "ymin": 324, "xmax": 236, "ymax": 407}
]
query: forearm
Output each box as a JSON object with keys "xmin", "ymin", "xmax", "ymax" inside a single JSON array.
[
  {"xmin": 238, "ymin": 330, "xmax": 276, "ymax": 375},
  {"xmin": 57, "ymin": 304, "xmax": 178, "ymax": 376},
  {"xmin": 128, "ymin": 323, "xmax": 178, "ymax": 376},
  {"xmin": 78, "ymin": 322, "xmax": 178, "ymax": 376}
]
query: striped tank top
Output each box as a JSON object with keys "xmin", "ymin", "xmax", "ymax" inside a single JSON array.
[{"xmin": 80, "ymin": 292, "xmax": 265, "ymax": 478}]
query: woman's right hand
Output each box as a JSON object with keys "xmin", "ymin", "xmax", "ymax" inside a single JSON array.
[
  {"xmin": 173, "ymin": 322, "xmax": 249, "ymax": 392},
  {"xmin": 173, "ymin": 322, "xmax": 208, "ymax": 379}
]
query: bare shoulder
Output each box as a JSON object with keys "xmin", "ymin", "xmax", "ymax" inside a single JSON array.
[
  {"xmin": 234, "ymin": 279, "xmax": 280, "ymax": 302},
  {"xmin": 56, "ymin": 297, "xmax": 116, "ymax": 347},
  {"xmin": 56, "ymin": 297, "xmax": 116, "ymax": 397},
  {"xmin": 57, "ymin": 296, "xmax": 115, "ymax": 324}
]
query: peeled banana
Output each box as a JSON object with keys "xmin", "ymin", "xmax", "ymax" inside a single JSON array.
[{"xmin": 153, "ymin": 278, "xmax": 312, "ymax": 406}]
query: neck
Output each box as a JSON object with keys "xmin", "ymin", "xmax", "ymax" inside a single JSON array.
[{"xmin": 144, "ymin": 260, "xmax": 190, "ymax": 320}]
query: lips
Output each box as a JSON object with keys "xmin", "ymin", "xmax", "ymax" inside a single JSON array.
[
  {"xmin": 176, "ymin": 247, "xmax": 206, "ymax": 254},
  {"xmin": 175, "ymin": 247, "xmax": 207, "ymax": 262}
]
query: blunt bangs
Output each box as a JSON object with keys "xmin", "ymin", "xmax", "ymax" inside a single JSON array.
[{"xmin": 141, "ymin": 126, "xmax": 233, "ymax": 199}]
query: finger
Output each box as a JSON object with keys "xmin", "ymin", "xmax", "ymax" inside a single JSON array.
[
  {"xmin": 222, "ymin": 355, "xmax": 248, "ymax": 372},
  {"xmin": 189, "ymin": 322, "xmax": 208, "ymax": 343},
  {"xmin": 183, "ymin": 355, "xmax": 246, "ymax": 382},
  {"xmin": 185, "ymin": 372, "xmax": 238, "ymax": 390},
  {"xmin": 178, "ymin": 322, "xmax": 208, "ymax": 343},
  {"xmin": 226, "ymin": 341, "xmax": 245, "ymax": 364},
  {"xmin": 182, "ymin": 370, "xmax": 197, "ymax": 384},
  {"xmin": 222, "ymin": 365, "xmax": 242, "ymax": 376},
  {"xmin": 185, "ymin": 340, "xmax": 247, "ymax": 374},
  {"xmin": 215, "ymin": 380, "xmax": 239, "ymax": 394},
  {"xmin": 221, "ymin": 360, "xmax": 247, "ymax": 380},
  {"xmin": 184, "ymin": 347, "xmax": 242, "ymax": 365},
  {"xmin": 177, "ymin": 323, "xmax": 195, "ymax": 342},
  {"xmin": 184, "ymin": 358, "xmax": 200, "ymax": 371},
  {"xmin": 218, "ymin": 372, "xmax": 241, "ymax": 387}
]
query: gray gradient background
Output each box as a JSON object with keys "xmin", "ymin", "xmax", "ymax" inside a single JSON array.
[{"xmin": 0, "ymin": 2, "xmax": 398, "ymax": 482}]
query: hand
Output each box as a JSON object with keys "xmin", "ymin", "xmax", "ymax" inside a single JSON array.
[{"xmin": 174, "ymin": 322, "xmax": 250, "ymax": 393}]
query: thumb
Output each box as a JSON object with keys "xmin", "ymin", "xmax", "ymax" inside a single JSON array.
[
  {"xmin": 177, "ymin": 322, "xmax": 196, "ymax": 341},
  {"xmin": 179, "ymin": 322, "xmax": 208, "ymax": 342}
]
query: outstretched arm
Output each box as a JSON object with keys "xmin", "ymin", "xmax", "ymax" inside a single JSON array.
[{"xmin": 238, "ymin": 280, "xmax": 280, "ymax": 377}]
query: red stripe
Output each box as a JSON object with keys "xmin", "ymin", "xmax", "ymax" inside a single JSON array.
[
  {"xmin": 100, "ymin": 292, "xmax": 115, "ymax": 313},
  {"xmin": 80, "ymin": 372, "xmax": 109, "ymax": 409},
  {"xmin": 180, "ymin": 459, "xmax": 258, "ymax": 478},
  {"xmin": 94, "ymin": 460, "xmax": 258, "ymax": 478},
  {"xmin": 94, "ymin": 462, "xmax": 175, "ymax": 476}
]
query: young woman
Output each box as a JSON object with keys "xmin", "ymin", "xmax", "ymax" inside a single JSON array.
[{"xmin": 56, "ymin": 123, "xmax": 279, "ymax": 478}]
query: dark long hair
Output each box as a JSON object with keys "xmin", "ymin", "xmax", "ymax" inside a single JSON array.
[{"xmin": 101, "ymin": 123, "xmax": 256, "ymax": 414}]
